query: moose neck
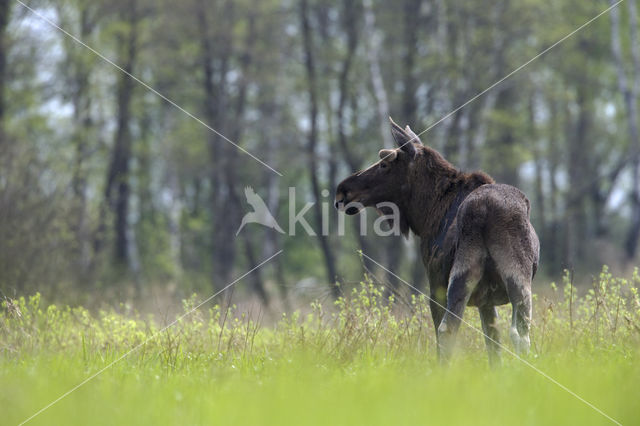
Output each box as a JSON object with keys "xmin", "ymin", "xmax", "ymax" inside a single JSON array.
[{"xmin": 402, "ymin": 148, "xmax": 494, "ymax": 242}]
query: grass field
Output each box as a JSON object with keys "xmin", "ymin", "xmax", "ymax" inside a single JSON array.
[{"xmin": 2, "ymin": 267, "xmax": 639, "ymax": 425}]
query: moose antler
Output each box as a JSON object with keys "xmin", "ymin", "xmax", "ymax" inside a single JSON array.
[{"xmin": 389, "ymin": 117, "xmax": 417, "ymax": 158}]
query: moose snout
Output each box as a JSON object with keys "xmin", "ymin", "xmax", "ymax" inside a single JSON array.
[
  {"xmin": 335, "ymin": 183, "xmax": 362, "ymax": 215},
  {"xmin": 335, "ymin": 183, "xmax": 347, "ymax": 210}
]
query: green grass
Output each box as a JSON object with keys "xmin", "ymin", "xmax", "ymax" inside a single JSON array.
[{"xmin": 2, "ymin": 267, "xmax": 640, "ymax": 425}]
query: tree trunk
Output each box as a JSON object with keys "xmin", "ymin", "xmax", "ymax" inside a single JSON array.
[
  {"xmin": 565, "ymin": 84, "xmax": 591, "ymax": 266},
  {"xmin": 362, "ymin": 0, "xmax": 392, "ymax": 148},
  {"xmin": 490, "ymin": 84, "xmax": 519, "ymax": 186},
  {"xmin": 0, "ymin": 0, "xmax": 9, "ymax": 142},
  {"xmin": 300, "ymin": 0, "xmax": 339, "ymax": 297},
  {"xmin": 401, "ymin": 0, "xmax": 421, "ymax": 125},
  {"xmin": 382, "ymin": 0, "xmax": 422, "ymax": 292},
  {"xmin": 619, "ymin": 0, "xmax": 640, "ymax": 258},
  {"xmin": 529, "ymin": 95, "xmax": 547, "ymax": 236},
  {"xmin": 442, "ymin": 107, "xmax": 463, "ymax": 161},
  {"xmin": 334, "ymin": 0, "xmax": 377, "ymax": 273},
  {"xmin": 544, "ymin": 95, "xmax": 560, "ymax": 273},
  {"xmin": 241, "ymin": 231, "xmax": 269, "ymax": 305},
  {"xmin": 264, "ymin": 130, "xmax": 287, "ymax": 305},
  {"xmin": 105, "ymin": 0, "xmax": 138, "ymax": 267},
  {"xmin": 197, "ymin": 0, "xmax": 238, "ymax": 288},
  {"xmin": 230, "ymin": 11, "xmax": 269, "ymax": 303},
  {"xmin": 337, "ymin": 0, "xmax": 359, "ymax": 170},
  {"xmin": 66, "ymin": 5, "xmax": 96, "ymax": 277}
]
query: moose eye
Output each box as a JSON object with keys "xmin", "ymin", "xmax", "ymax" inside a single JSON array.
[{"xmin": 380, "ymin": 162, "xmax": 387, "ymax": 169}]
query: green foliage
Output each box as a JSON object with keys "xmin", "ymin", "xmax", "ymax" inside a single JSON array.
[
  {"xmin": 537, "ymin": 266, "xmax": 640, "ymax": 355},
  {"xmin": 3, "ymin": 267, "xmax": 639, "ymax": 364},
  {"xmin": 2, "ymin": 268, "xmax": 640, "ymax": 424}
]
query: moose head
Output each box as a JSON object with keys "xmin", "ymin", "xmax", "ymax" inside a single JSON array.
[{"xmin": 334, "ymin": 117, "xmax": 423, "ymax": 218}]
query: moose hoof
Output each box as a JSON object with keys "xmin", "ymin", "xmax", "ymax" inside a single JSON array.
[
  {"xmin": 437, "ymin": 322, "xmax": 448, "ymax": 335},
  {"xmin": 509, "ymin": 327, "xmax": 531, "ymax": 356},
  {"xmin": 437, "ymin": 323, "xmax": 455, "ymax": 363}
]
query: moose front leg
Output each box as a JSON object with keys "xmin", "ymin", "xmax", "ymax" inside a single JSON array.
[
  {"xmin": 437, "ymin": 260, "xmax": 483, "ymax": 363},
  {"xmin": 429, "ymin": 292, "xmax": 446, "ymax": 358}
]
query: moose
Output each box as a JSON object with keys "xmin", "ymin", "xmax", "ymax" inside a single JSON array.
[{"xmin": 335, "ymin": 118, "xmax": 539, "ymax": 365}]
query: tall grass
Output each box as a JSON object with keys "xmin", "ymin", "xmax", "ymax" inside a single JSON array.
[{"xmin": 1, "ymin": 266, "xmax": 639, "ymax": 425}]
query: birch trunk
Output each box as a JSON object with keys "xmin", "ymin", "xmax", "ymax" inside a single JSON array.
[
  {"xmin": 300, "ymin": 0, "xmax": 339, "ymax": 297},
  {"xmin": 362, "ymin": 0, "xmax": 392, "ymax": 148}
]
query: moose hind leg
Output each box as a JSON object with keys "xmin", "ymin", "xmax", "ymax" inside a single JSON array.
[
  {"xmin": 437, "ymin": 256, "xmax": 484, "ymax": 363},
  {"xmin": 479, "ymin": 305, "xmax": 501, "ymax": 367},
  {"xmin": 506, "ymin": 277, "xmax": 532, "ymax": 355}
]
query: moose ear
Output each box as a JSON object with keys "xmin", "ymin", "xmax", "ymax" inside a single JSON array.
[
  {"xmin": 404, "ymin": 125, "xmax": 422, "ymax": 145},
  {"xmin": 379, "ymin": 149, "xmax": 398, "ymax": 161},
  {"xmin": 389, "ymin": 117, "xmax": 417, "ymax": 158}
]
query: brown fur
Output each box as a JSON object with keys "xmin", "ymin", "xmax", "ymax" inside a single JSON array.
[{"xmin": 335, "ymin": 118, "xmax": 540, "ymax": 365}]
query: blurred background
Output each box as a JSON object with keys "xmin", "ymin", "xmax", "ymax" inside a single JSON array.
[{"xmin": 1, "ymin": 0, "xmax": 639, "ymax": 310}]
